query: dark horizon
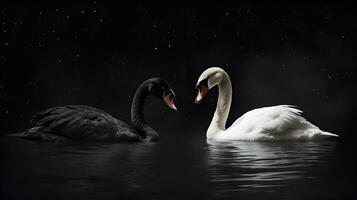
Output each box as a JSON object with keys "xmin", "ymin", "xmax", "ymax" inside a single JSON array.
[{"xmin": 1, "ymin": 2, "xmax": 356, "ymax": 140}]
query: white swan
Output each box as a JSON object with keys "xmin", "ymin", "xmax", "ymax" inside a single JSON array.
[{"xmin": 195, "ymin": 67, "xmax": 338, "ymax": 141}]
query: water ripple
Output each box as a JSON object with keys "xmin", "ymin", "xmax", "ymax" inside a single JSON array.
[{"xmin": 206, "ymin": 140, "xmax": 337, "ymax": 193}]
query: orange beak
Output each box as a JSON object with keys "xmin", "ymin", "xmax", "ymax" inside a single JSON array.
[
  {"xmin": 195, "ymin": 85, "xmax": 208, "ymax": 104},
  {"xmin": 163, "ymin": 95, "xmax": 177, "ymax": 111}
]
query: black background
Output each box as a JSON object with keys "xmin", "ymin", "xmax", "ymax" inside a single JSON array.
[{"xmin": 1, "ymin": 1, "xmax": 356, "ymax": 140}]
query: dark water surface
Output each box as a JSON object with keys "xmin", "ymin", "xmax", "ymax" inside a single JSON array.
[{"xmin": 0, "ymin": 135, "xmax": 355, "ymax": 200}]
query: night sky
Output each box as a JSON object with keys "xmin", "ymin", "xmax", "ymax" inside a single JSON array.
[{"xmin": 1, "ymin": 2, "xmax": 356, "ymax": 140}]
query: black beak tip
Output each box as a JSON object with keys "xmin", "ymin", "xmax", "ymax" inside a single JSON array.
[{"xmin": 195, "ymin": 99, "xmax": 201, "ymax": 104}]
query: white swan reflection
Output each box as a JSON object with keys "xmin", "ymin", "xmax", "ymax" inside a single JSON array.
[{"xmin": 206, "ymin": 140, "xmax": 336, "ymax": 192}]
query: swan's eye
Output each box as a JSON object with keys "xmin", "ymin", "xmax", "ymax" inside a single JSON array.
[
  {"xmin": 169, "ymin": 91, "xmax": 175, "ymax": 100},
  {"xmin": 196, "ymin": 79, "xmax": 208, "ymax": 90},
  {"xmin": 163, "ymin": 89, "xmax": 175, "ymax": 100}
]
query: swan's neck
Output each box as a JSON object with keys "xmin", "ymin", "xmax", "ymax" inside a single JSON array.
[
  {"xmin": 131, "ymin": 86, "xmax": 159, "ymax": 141},
  {"xmin": 207, "ymin": 75, "xmax": 232, "ymax": 138}
]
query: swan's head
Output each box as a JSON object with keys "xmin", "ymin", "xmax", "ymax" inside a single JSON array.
[
  {"xmin": 195, "ymin": 67, "xmax": 227, "ymax": 104},
  {"xmin": 146, "ymin": 78, "xmax": 177, "ymax": 111}
]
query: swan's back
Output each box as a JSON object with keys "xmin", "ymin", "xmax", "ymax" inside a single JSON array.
[
  {"xmin": 22, "ymin": 105, "xmax": 141, "ymax": 142},
  {"xmin": 221, "ymin": 105, "xmax": 338, "ymax": 141}
]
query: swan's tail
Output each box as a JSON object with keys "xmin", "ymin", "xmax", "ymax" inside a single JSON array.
[
  {"xmin": 5, "ymin": 130, "xmax": 70, "ymax": 143},
  {"xmin": 5, "ymin": 132, "xmax": 29, "ymax": 138},
  {"xmin": 321, "ymin": 131, "xmax": 339, "ymax": 137},
  {"xmin": 5, "ymin": 127, "xmax": 43, "ymax": 140},
  {"xmin": 316, "ymin": 131, "xmax": 339, "ymax": 140},
  {"xmin": 303, "ymin": 129, "xmax": 339, "ymax": 140},
  {"xmin": 5, "ymin": 132, "xmax": 43, "ymax": 140}
]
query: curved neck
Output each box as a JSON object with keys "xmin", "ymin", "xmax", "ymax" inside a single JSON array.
[
  {"xmin": 130, "ymin": 85, "xmax": 159, "ymax": 141},
  {"xmin": 207, "ymin": 74, "xmax": 232, "ymax": 138}
]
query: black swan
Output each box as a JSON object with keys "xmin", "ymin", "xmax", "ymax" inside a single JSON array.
[{"xmin": 9, "ymin": 78, "xmax": 177, "ymax": 142}]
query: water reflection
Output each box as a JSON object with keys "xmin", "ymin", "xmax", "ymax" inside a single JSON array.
[
  {"xmin": 0, "ymin": 139, "xmax": 160, "ymax": 199},
  {"xmin": 206, "ymin": 139, "xmax": 337, "ymax": 194},
  {"xmin": 53, "ymin": 142, "xmax": 160, "ymax": 194},
  {"xmin": 0, "ymin": 136, "xmax": 348, "ymax": 199}
]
